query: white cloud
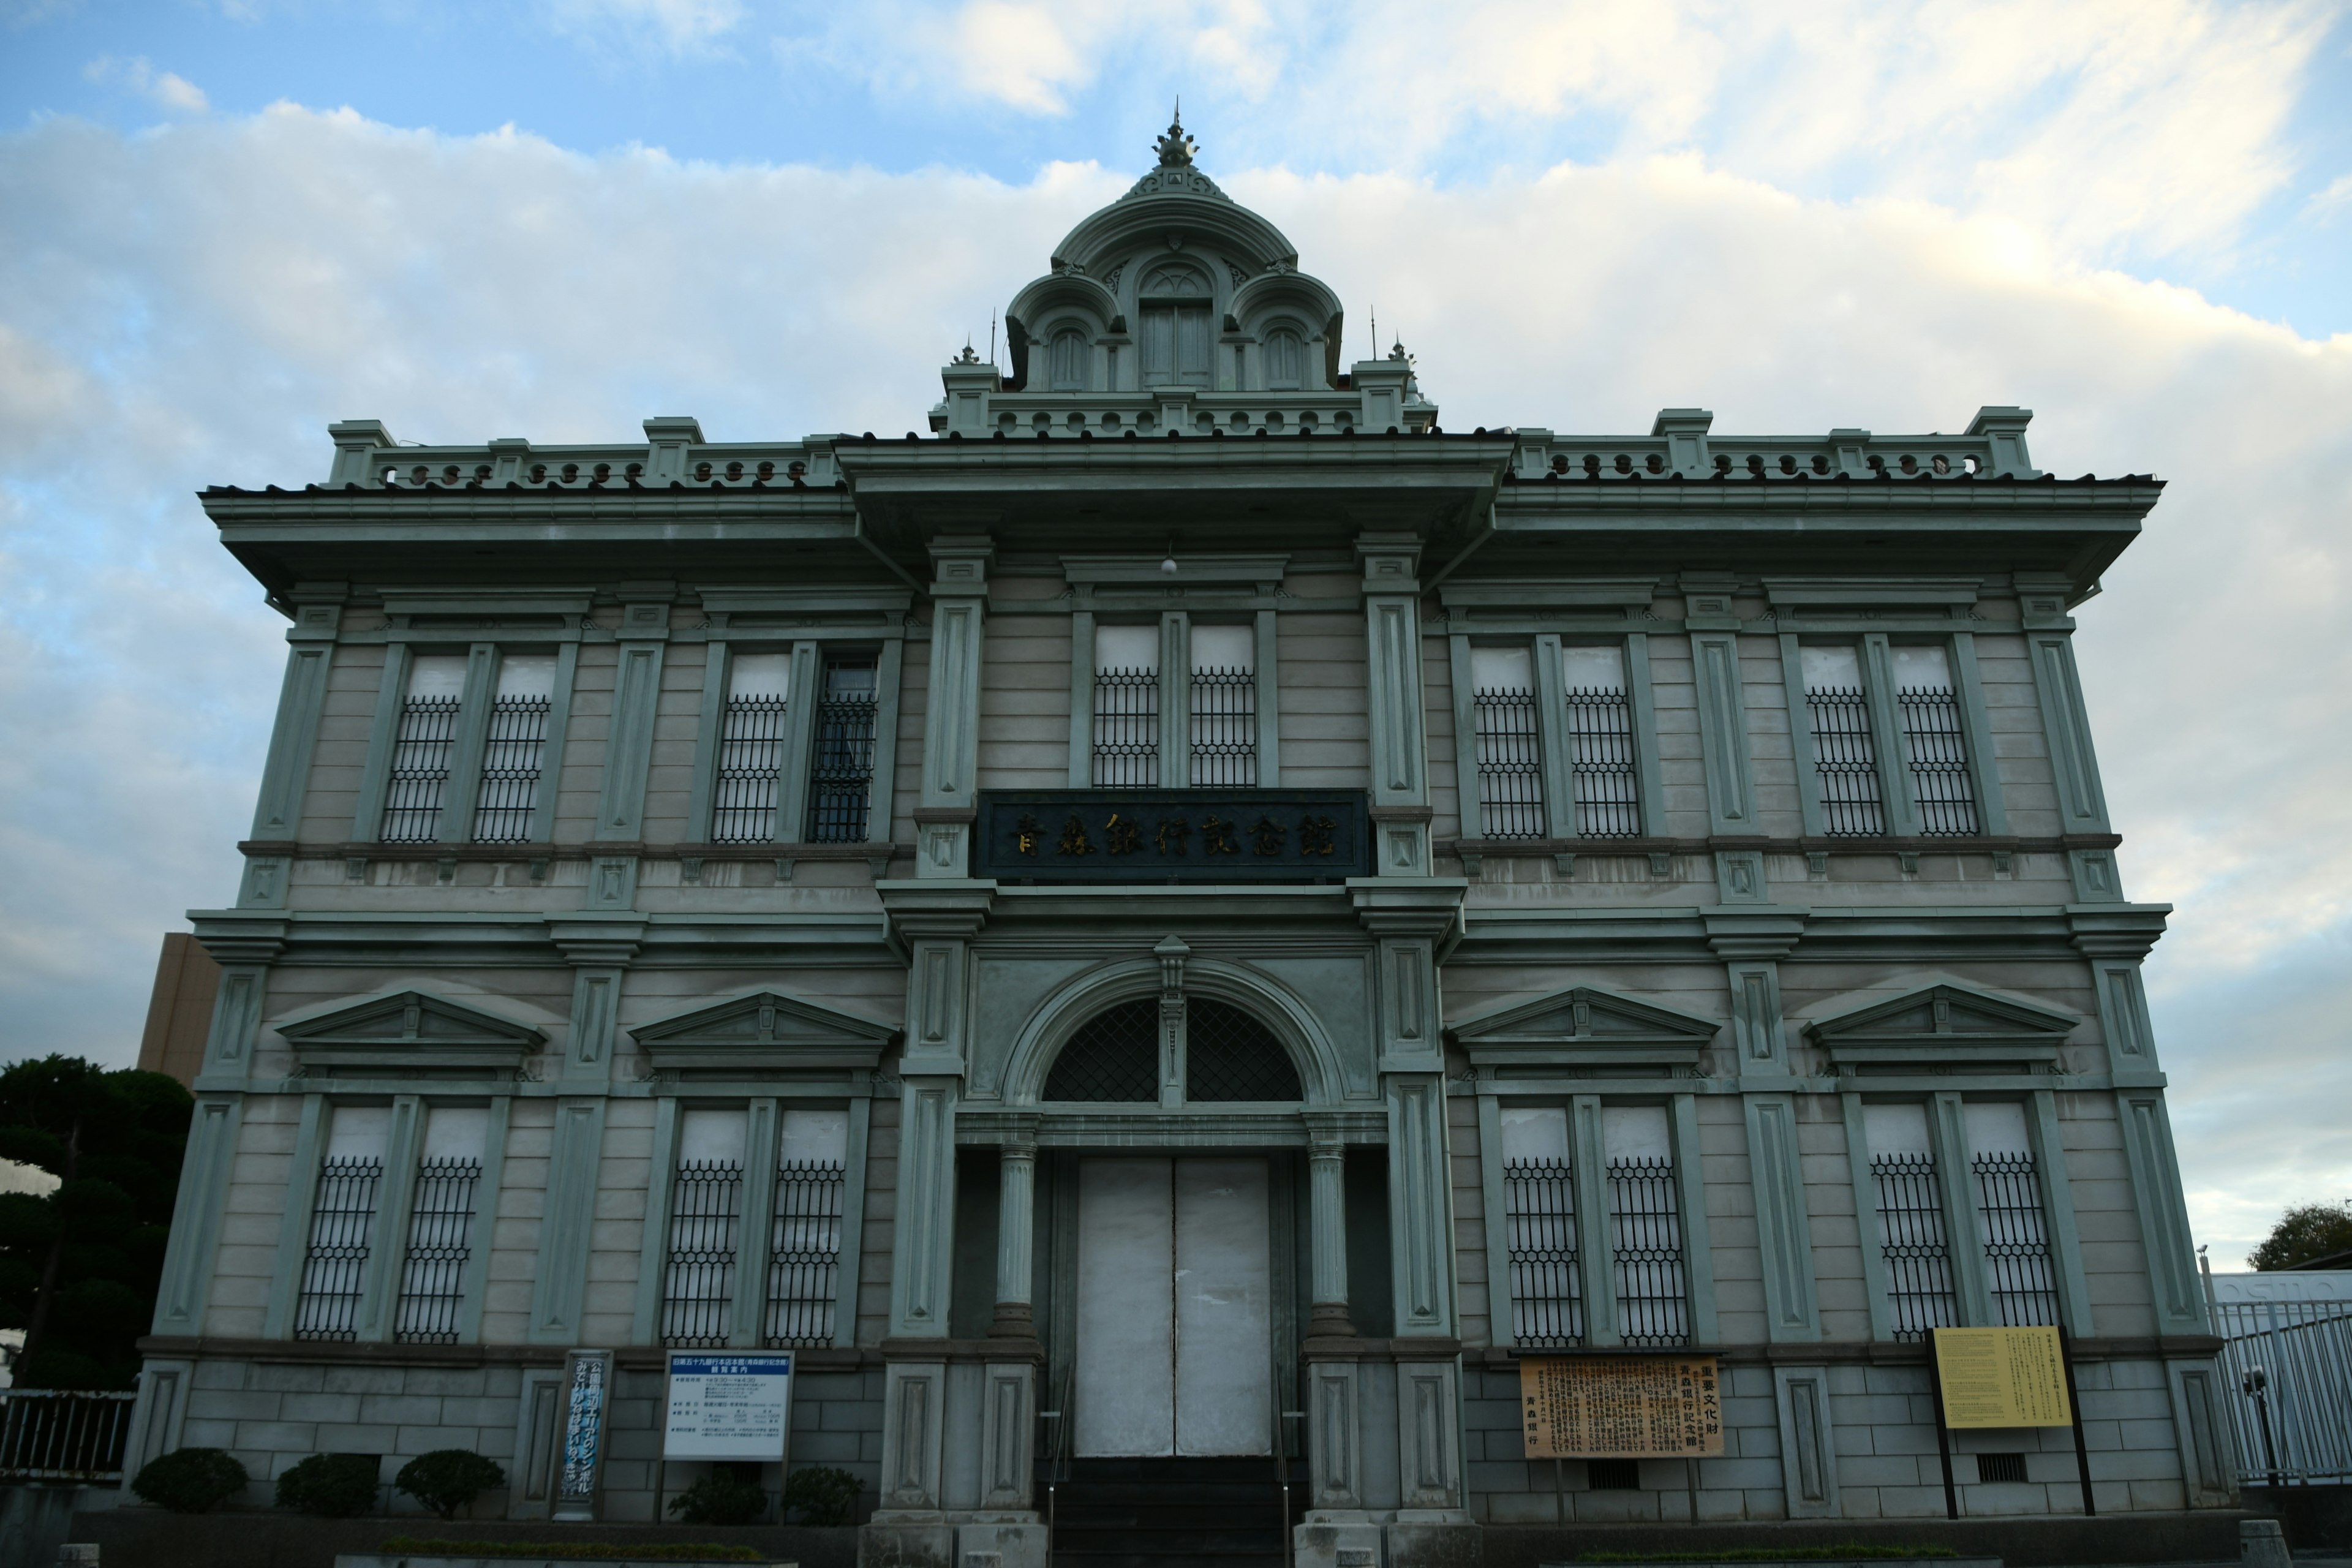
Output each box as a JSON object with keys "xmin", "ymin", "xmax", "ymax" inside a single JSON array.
[
  {"xmin": 545, "ymin": 0, "xmax": 747, "ymax": 54},
  {"xmin": 81, "ymin": 55, "xmax": 209, "ymax": 112},
  {"xmin": 2307, "ymin": 170, "xmax": 2352, "ymax": 220},
  {"xmin": 1, "ymin": 103, "xmax": 2348, "ymax": 1264}
]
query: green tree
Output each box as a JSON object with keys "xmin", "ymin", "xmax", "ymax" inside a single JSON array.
[
  {"xmin": 2248, "ymin": 1199, "xmax": 2352, "ymax": 1271},
  {"xmin": 0, "ymin": 1056, "xmax": 194, "ymax": 1387}
]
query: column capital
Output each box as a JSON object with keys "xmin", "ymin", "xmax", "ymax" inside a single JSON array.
[
  {"xmin": 545, "ymin": 916, "xmax": 647, "ymax": 967},
  {"xmin": 1702, "ymin": 909, "xmax": 1809, "ymax": 960}
]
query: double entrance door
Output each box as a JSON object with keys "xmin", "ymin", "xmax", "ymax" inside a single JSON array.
[{"xmin": 1072, "ymin": 1157, "xmax": 1272, "ymax": 1457}]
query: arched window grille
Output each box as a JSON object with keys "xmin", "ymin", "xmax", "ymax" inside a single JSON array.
[
  {"xmin": 1039, "ymin": 996, "xmax": 1303, "ymax": 1103},
  {"xmin": 1186, "ymin": 1000, "xmax": 1302, "ymax": 1101},
  {"xmin": 1044, "ymin": 999, "xmax": 1158, "ymax": 1102}
]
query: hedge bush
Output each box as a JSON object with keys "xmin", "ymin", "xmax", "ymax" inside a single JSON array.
[
  {"xmin": 666, "ymin": 1467, "xmax": 767, "ymax": 1526},
  {"xmin": 276, "ymin": 1451, "xmax": 381, "ymax": 1517},
  {"xmin": 781, "ymin": 1464, "xmax": 862, "ymax": 1526},
  {"xmin": 130, "ymin": 1446, "xmax": 249, "ymax": 1513},
  {"xmin": 395, "ymin": 1448, "xmax": 507, "ymax": 1520}
]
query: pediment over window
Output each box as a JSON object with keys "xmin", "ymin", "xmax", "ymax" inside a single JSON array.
[
  {"xmin": 1449, "ymin": 984, "xmax": 1719, "ymax": 1072},
  {"xmin": 628, "ymin": 990, "xmax": 900, "ymax": 1074},
  {"xmin": 279, "ymin": 990, "xmax": 545, "ymax": 1074},
  {"xmin": 1802, "ymin": 981, "xmax": 2080, "ymax": 1068}
]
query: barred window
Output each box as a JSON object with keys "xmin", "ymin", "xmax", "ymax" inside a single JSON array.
[
  {"xmin": 380, "ymin": 655, "xmax": 467, "ymax": 843},
  {"xmin": 766, "ymin": 1109, "xmax": 848, "ymax": 1348},
  {"xmin": 804, "ymin": 656, "xmax": 878, "ymax": 843},
  {"xmin": 472, "ymin": 654, "xmax": 555, "ymax": 844},
  {"xmin": 1470, "ymin": 646, "xmax": 1544, "ymax": 839},
  {"xmin": 1501, "ymin": 1107, "xmax": 1582, "ymax": 1348},
  {"xmin": 1605, "ymin": 1107, "xmax": 1688, "ymax": 1348},
  {"xmin": 662, "ymin": 1109, "xmax": 748, "ymax": 1349},
  {"xmin": 1189, "ymin": 624, "xmax": 1257, "ymax": 789},
  {"xmin": 1092, "ymin": 624, "xmax": 1160, "ymax": 788},
  {"xmin": 1803, "ymin": 645, "xmax": 1886, "ymax": 837},
  {"xmin": 1864, "ymin": 1103, "xmax": 1958, "ymax": 1341},
  {"xmin": 1562, "ymin": 646, "xmax": 1641, "ymax": 838},
  {"xmin": 712, "ymin": 652, "xmax": 791, "ymax": 844},
  {"xmin": 294, "ymin": 1106, "xmax": 390, "ymax": 1341},
  {"xmin": 394, "ymin": 1106, "xmax": 489, "ymax": 1345},
  {"xmin": 1967, "ymin": 1103, "xmax": 2060, "ymax": 1328},
  {"xmin": 1893, "ymin": 646, "xmax": 1980, "ymax": 837}
]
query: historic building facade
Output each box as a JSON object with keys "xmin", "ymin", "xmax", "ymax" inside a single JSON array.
[{"xmin": 135, "ymin": 121, "xmax": 2230, "ymax": 1564}]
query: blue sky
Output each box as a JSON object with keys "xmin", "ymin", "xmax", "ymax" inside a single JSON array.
[{"xmin": 1, "ymin": 1, "xmax": 2349, "ymax": 1262}]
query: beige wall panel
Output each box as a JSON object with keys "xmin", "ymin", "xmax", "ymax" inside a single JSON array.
[
  {"xmin": 855, "ymin": 1088, "xmax": 899, "ymax": 1346},
  {"xmin": 1276, "ymin": 608, "xmax": 1368, "ymax": 787},
  {"xmin": 581, "ymin": 1099, "xmax": 655, "ymax": 1345},
  {"xmin": 206, "ymin": 1096, "xmax": 303, "ymax": 1333},
  {"xmin": 1741, "ymin": 638, "xmax": 1804, "ymax": 835},
  {"xmin": 636, "ymin": 650, "xmax": 715, "ymax": 843},
  {"xmin": 480, "ymin": 1096, "xmax": 554, "ymax": 1344},
  {"xmin": 1447, "ymin": 1088, "xmax": 1491, "ymax": 1348},
  {"xmin": 552, "ymin": 642, "xmax": 617, "ymax": 841},
  {"xmin": 1972, "ymin": 633, "xmax": 2062, "ymax": 832},
  {"xmin": 1644, "ymin": 639, "xmax": 1712, "ymax": 837},
  {"xmin": 1693, "ymin": 1094, "xmax": 1763, "ymax": 1344},
  {"xmin": 1798, "ymin": 1099, "xmax": 1870, "ymax": 1341},
  {"xmin": 299, "ymin": 642, "xmax": 391, "ymax": 842},
  {"xmin": 889, "ymin": 638, "xmax": 930, "ymax": 845}
]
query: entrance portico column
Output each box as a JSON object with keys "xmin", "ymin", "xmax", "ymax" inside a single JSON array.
[
  {"xmin": 992, "ymin": 1121, "xmax": 1039, "ymax": 1338},
  {"xmin": 1305, "ymin": 1119, "xmax": 1353, "ymax": 1336}
]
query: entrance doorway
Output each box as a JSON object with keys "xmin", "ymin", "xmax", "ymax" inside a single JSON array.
[{"xmin": 1073, "ymin": 1157, "xmax": 1272, "ymax": 1457}]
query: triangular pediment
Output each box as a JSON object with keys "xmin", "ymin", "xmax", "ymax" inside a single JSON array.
[
  {"xmin": 1449, "ymin": 984, "xmax": 1719, "ymax": 1071},
  {"xmin": 279, "ymin": 990, "xmax": 544, "ymax": 1074},
  {"xmin": 1803, "ymin": 980, "xmax": 2080, "ymax": 1066},
  {"xmin": 629, "ymin": 990, "xmax": 899, "ymax": 1074}
]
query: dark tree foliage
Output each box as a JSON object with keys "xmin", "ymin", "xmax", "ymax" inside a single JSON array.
[
  {"xmin": 395, "ymin": 1449, "xmax": 507, "ymax": 1519},
  {"xmin": 2250, "ymin": 1199, "xmax": 2352, "ymax": 1271},
  {"xmin": 277, "ymin": 1451, "xmax": 383, "ymax": 1516},
  {"xmin": 0, "ymin": 1055, "xmax": 194, "ymax": 1388}
]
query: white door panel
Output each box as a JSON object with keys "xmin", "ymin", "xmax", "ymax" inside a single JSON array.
[
  {"xmin": 1074, "ymin": 1158, "xmax": 1177, "ymax": 1457},
  {"xmin": 1174, "ymin": 1159, "xmax": 1273, "ymax": 1456}
]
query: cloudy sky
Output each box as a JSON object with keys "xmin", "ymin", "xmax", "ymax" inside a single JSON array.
[{"xmin": 2, "ymin": 0, "xmax": 2348, "ymax": 1264}]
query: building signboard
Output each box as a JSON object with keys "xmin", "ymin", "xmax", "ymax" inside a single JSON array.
[
  {"xmin": 1519, "ymin": 1355, "xmax": 1724, "ymax": 1458},
  {"xmin": 663, "ymin": 1352, "xmax": 796, "ymax": 1461},
  {"xmin": 1931, "ymin": 1327, "xmax": 2071, "ymax": 1428},
  {"xmin": 975, "ymin": 790, "xmax": 1369, "ymax": 883},
  {"xmin": 552, "ymin": 1348, "xmax": 613, "ymax": 1521}
]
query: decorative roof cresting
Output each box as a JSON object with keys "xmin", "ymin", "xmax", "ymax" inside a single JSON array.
[
  {"xmin": 1125, "ymin": 104, "xmax": 1230, "ymax": 204},
  {"xmin": 1155, "ymin": 105, "xmax": 1197, "ymax": 168}
]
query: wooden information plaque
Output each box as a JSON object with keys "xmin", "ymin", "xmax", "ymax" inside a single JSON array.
[{"xmin": 1519, "ymin": 1355, "xmax": 1724, "ymax": 1458}]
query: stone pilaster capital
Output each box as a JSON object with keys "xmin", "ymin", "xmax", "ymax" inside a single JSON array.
[
  {"xmin": 1703, "ymin": 909, "xmax": 1810, "ymax": 960},
  {"xmin": 877, "ymin": 881, "xmax": 997, "ymax": 941},
  {"xmin": 545, "ymin": 916, "xmax": 646, "ymax": 967}
]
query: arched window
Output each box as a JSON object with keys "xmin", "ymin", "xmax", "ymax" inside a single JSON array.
[
  {"xmin": 1040, "ymin": 997, "xmax": 1303, "ymax": 1102},
  {"xmin": 1049, "ymin": 328, "xmax": 1088, "ymax": 391},
  {"xmin": 1264, "ymin": 327, "xmax": 1304, "ymax": 390},
  {"xmin": 1139, "ymin": 266, "xmax": 1212, "ymax": 388}
]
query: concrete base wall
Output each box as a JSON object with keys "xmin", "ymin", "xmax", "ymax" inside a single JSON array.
[{"xmin": 66, "ymin": 1510, "xmax": 859, "ymax": 1568}]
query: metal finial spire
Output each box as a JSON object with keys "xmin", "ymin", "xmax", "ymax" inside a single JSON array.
[{"xmin": 1155, "ymin": 102, "xmax": 1197, "ymax": 168}]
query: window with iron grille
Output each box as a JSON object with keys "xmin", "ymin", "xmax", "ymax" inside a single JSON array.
[
  {"xmin": 1504, "ymin": 1157, "xmax": 1583, "ymax": 1348},
  {"xmin": 804, "ymin": 656, "xmax": 878, "ymax": 843},
  {"xmin": 1562, "ymin": 646, "xmax": 1640, "ymax": 837},
  {"xmin": 1893, "ymin": 645, "xmax": 1979, "ymax": 836},
  {"xmin": 470, "ymin": 651, "xmax": 557, "ymax": 844},
  {"xmin": 1802, "ymin": 646, "xmax": 1887, "ymax": 836},
  {"xmin": 1189, "ymin": 624, "xmax": 1258, "ymax": 788},
  {"xmin": 1044, "ymin": 998, "xmax": 1160, "ymax": 1102},
  {"xmin": 393, "ymin": 1156, "xmax": 483, "ymax": 1344},
  {"xmin": 661, "ymin": 1155, "xmax": 745, "ymax": 1349},
  {"xmin": 1091, "ymin": 622, "xmax": 1162, "ymax": 788},
  {"xmin": 1468, "ymin": 647, "xmax": 1543, "ymax": 839},
  {"xmin": 1608, "ymin": 1156, "xmax": 1690, "ymax": 1346},
  {"xmin": 1870, "ymin": 1152, "xmax": 1959, "ymax": 1340},
  {"xmin": 380, "ymin": 654, "xmax": 467, "ymax": 843},
  {"xmin": 764, "ymin": 1159, "xmax": 846, "ymax": 1346},
  {"xmin": 1185, "ymin": 1000, "xmax": 1300, "ymax": 1101},
  {"xmin": 711, "ymin": 651, "xmax": 791, "ymax": 844},
  {"xmin": 1973, "ymin": 1150, "xmax": 2060, "ymax": 1327},
  {"xmin": 294, "ymin": 1155, "xmax": 385, "ymax": 1341}
]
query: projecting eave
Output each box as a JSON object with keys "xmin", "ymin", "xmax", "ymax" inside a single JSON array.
[{"xmin": 1484, "ymin": 475, "xmax": 2162, "ymax": 589}]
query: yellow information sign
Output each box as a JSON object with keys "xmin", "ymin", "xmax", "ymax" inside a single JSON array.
[
  {"xmin": 1520, "ymin": 1355, "xmax": 1724, "ymax": 1458},
  {"xmin": 1932, "ymin": 1327, "xmax": 2073, "ymax": 1428}
]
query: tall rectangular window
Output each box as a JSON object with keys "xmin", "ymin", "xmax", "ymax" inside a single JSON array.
[
  {"xmin": 766, "ymin": 1109, "xmax": 850, "ymax": 1348},
  {"xmin": 1893, "ymin": 645, "xmax": 1980, "ymax": 836},
  {"xmin": 1500, "ymin": 1106, "xmax": 1582, "ymax": 1347},
  {"xmin": 1864, "ymin": 1102, "xmax": 1959, "ymax": 1340},
  {"xmin": 294, "ymin": 1106, "xmax": 390, "ymax": 1341},
  {"xmin": 1803, "ymin": 644, "xmax": 1886, "ymax": 836},
  {"xmin": 1967, "ymin": 1102, "xmax": 2060, "ymax": 1327},
  {"xmin": 1092, "ymin": 625, "xmax": 1160, "ymax": 788},
  {"xmin": 1140, "ymin": 302, "xmax": 1212, "ymax": 386},
  {"xmin": 804, "ymin": 655, "xmax": 879, "ymax": 843},
  {"xmin": 471, "ymin": 654, "xmax": 555, "ymax": 843},
  {"xmin": 394, "ymin": 1106, "xmax": 488, "ymax": 1344},
  {"xmin": 1605, "ymin": 1106, "xmax": 1689, "ymax": 1347},
  {"xmin": 1562, "ymin": 646, "xmax": 1640, "ymax": 837},
  {"xmin": 662, "ymin": 1109, "xmax": 747, "ymax": 1349},
  {"xmin": 1188, "ymin": 624, "xmax": 1257, "ymax": 788},
  {"xmin": 380, "ymin": 655, "xmax": 466, "ymax": 843},
  {"xmin": 712, "ymin": 652, "xmax": 791, "ymax": 844},
  {"xmin": 1470, "ymin": 646, "xmax": 1544, "ymax": 839}
]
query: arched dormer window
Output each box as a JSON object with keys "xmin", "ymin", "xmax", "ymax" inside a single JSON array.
[
  {"xmin": 1264, "ymin": 326, "xmax": 1304, "ymax": 390},
  {"xmin": 1042, "ymin": 997, "xmax": 1302, "ymax": 1102},
  {"xmin": 1139, "ymin": 265, "xmax": 1212, "ymax": 388},
  {"xmin": 1049, "ymin": 327, "xmax": 1088, "ymax": 391}
]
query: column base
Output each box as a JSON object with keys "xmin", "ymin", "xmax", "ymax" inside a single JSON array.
[
  {"xmin": 1310, "ymin": 1302, "xmax": 1357, "ymax": 1336},
  {"xmin": 989, "ymin": 1302, "xmax": 1034, "ymax": 1338}
]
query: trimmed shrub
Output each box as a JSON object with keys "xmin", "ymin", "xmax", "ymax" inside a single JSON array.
[
  {"xmin": 781, "ymin": 1464, "xmax": 862, "ymax": 1526},
  {"xmin": 130, "ymin": 1446, "xmax": 250, "ymax": 1513},
  {"xmin": 395, "ymin": 1448, "xmax": 507, "ymax": 1520},
  {"xmin": 276, "ymin": 1451, "xmax": 381, "ymax": 1517},
  {"xmin": 666, "ymin": 1466, "xmax": 767, "ymax": 1526}
]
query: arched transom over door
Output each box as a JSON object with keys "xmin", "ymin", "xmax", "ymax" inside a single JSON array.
[{"xmin": 1042, "ymin": 997, "xmax": 1304, "ymax": 1104}]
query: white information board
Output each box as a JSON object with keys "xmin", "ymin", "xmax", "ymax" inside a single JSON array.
[{"xmin": 663, "ymin": 1352, "xmax": 795, "ymax": 1461}]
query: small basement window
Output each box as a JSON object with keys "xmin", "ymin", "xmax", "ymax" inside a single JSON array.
[
  {"xmin": 1587, "ymin": 1458, "xmax": 1642, "ymax": 1490},
  {"xmin": 1975, "ymin": 1452, "xmax": 2028, "ymax": 1485}
]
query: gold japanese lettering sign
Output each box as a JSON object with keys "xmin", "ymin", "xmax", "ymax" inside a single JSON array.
[
  {"xmin": 1931, "ymin": 1326, "xmax": 2072, "ymax": 1428},
  {"xmin": 976, "ymin": 789, "xmax": 1368, "ymax": 883},
  {"xmin": 1520, "ymin": 1355, "xmax": 1724, "ymax": 1458}
]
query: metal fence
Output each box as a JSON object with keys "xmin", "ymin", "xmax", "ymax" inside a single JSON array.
[
  {"xmin": 2212, "ymin": 1298, "xmax": 2352, "ymax": 1485},
  {"xmin": 1564, "ymin": 688, "xmax": 1642, "ymax": 837},
  {"xmin": 380, "ymin": 696, "xmax": 461, "ymax": 842},
  {"xmin": 1608, "ymin": 1157, "xmax": 1690, "ymax": 1347},
  {"xmin": 0, "ymin": 1389, "xmax": 137, "ymax": 1482},
  {"xmin": 1092, "ymin": 669, "xmax": 1159, "ymax": 788},
  {"xmin": 1188, "ymin": 668, "xmax": 1257, "ymax": 788},
  {"xmin": 1807, "ymin": 688, "xmax": 1887, "ymax": 836},
  {"xmin": 470, "ymin": 695, "xmax": 551, "ymax": 843},
  {"xmin": 1472, "ymin": 688, "xmax": 1546, "ymax": 839},
  {"xmin": 293, "ymin": 1155, "xmax": 384, "ymax": 1341},
  {"xmin": 1898, "ymin": 687, "xmax": 1980, "ymax": 837},
  {"xmin": 712, "ymin": 694, "xmax": 790, "ymax": 843},
  {"xmin": 1503, "ymin": 1158, "xmax": 1583, "ymax": 1348}
]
